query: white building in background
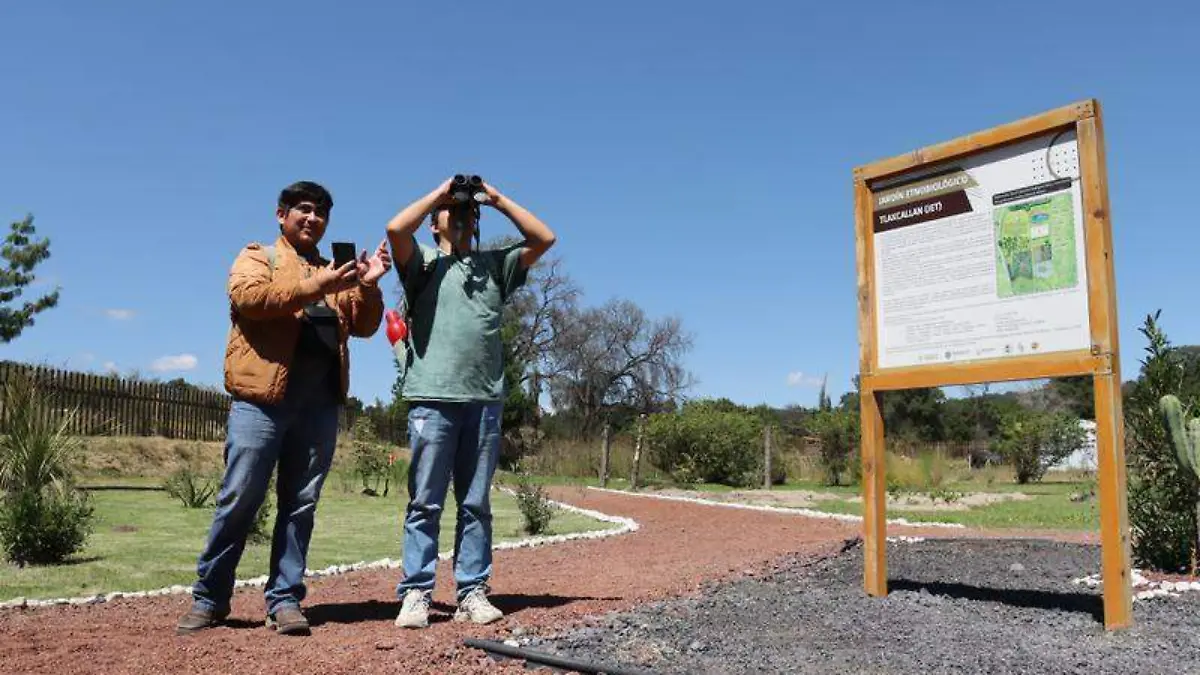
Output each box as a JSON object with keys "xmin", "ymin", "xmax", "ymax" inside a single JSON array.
[{"xmin": 1047, "ymin": 419, "xmax": 1097, "ymax": 472}]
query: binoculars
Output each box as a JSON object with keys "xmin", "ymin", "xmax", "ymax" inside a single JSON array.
[{"xmin": 449, "ymin": 174, "xmax": 487, "ymax": 206}]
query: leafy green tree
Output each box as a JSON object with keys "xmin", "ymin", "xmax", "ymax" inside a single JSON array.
[
  {"xmin": 990, "ymin": 406, "xmax": 1085, "ymax": 484},
  {"xmin": 1, "ymin": 215, "xmax": 60, "ymax": 343},
  {"xmin": 881, "ymin": 387, "xmax": 947, "ymax": 442},
  {"xmin": 809, "ymin": 407, "xmax": 861, "ymax": 486},
  {"xmin": 1046, "ymin": 375, "xmax": 1095, "ymax": 419}
]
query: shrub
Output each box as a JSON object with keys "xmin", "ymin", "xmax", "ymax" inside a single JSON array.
[
  {"xmin": 0, "ymin": 371, "xmax": 94, "ymax": 565},
  {"xmin": 514, "ymin": 473, "xmax": 555, "ymax": 535},
  {"xmin": 1125, "ymin": 311, "xmax": 1200, "ymax": 572},
  {"xmin": 382, "ymin": 452, "xmax": 408, "ymax": 498},
  {"xmin": 0, "ymin": 488, "xmax": 94, "ymax": 566},
  {"xmin": 646, "ymin": 402, "xmax": 764, "ymax": 487},
  {"xmin": 917, "ymin": 449, "xmax": 949, "ymax": 489},
  {"xmin": 809, "ymin": 408, "xmax": 860, "ymax": 486},
  {"xmin": 351, "ymin": 418, "xmax": 390, "ymax": 496},
  {"xmin": 990, "ymin": 407, "xmax": 1085, "ymax": 484},
  {"xmin": 164, "ymin": 466, "xmax": 217, "ymax": 508}
]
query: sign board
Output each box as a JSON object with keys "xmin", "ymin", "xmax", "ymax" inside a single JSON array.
[
  {"xmin": 871, "ymin": 130, "xmax": 1090, "ymax": 370},
  {"xmin": 853, "ymin": 99, "xmax": 1132, "ymax": 629}
]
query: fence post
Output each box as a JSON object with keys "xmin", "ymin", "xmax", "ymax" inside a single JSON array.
[
  {"xmin": 631, "ymin": 413, "xmax": 646, "ymax": 491},
  {"xmin": 600, "ymin": 422, "xmax": 611, "ymax": 488},
  {"xmin": 114, "ymin": 375, "xmax": 126, "ymax": 436},
  {"xmin": 764, "ymin": 424, "xmax": 773, "ymax": 490},
  {"xmin": 67, "ymin": 370, "xmax": 80, "ymax": 436}
]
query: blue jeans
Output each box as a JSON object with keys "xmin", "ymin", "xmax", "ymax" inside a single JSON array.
[
  {"xmin": 191, "ymin": 392, "xmax": 338, "ymax": 615},
  {"xmin": 397, "ymin": 401, "xmax": 502, "ymax": 602}
]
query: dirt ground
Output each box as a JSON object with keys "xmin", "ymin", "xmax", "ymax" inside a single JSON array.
[{"xmin": 0, "ymin": 486, "xmax": 1102, "ymax": 674}]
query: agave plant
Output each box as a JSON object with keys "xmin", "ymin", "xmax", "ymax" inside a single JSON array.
[{"xmin": 0, "ymin": 370, "xmax": 84, "ymax": 496}]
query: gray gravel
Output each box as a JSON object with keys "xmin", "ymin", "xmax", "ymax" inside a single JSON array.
[{"xmin": 523, "ymin": 538, "xmax": 1200, "ymax": 674}]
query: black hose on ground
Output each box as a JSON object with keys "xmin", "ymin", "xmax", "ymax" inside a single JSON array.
[{"xmin": 463, "ymin": 638, "xmax": 653, "ymax": 675}]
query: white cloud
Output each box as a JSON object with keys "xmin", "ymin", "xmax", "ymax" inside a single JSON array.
[
  {"xmin": 151, "ymin": 354, "xmax": 198, "ymax": 372},
  {"xmin": 786, "ymin": 371, "xmax": 826, "ymax": 388},
  {"xmin": 102, "ymin": 361, "xmax": 119, "ymax": 373},
  {"xmin": 104, "ymin": 309, "xmax": 136, "ymax": 320}
]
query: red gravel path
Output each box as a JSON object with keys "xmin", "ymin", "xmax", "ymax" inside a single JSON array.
[{"xmin": 0, "ymin": 487, "xmax": 1094, "ymax": 675}]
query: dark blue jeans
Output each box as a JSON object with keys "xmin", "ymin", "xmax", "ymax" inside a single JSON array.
[
  {"xmin": 397, "ymin": 401, "xmax": 502, "ymax": 603},
  {"xmin": 190, "ymin": 391, "xmax": 338, "ymax": 615}
]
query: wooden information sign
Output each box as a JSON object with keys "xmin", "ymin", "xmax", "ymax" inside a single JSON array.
[{"xmin": 852, "ymin": 99, "xmax": 1131, "ymax": 629}]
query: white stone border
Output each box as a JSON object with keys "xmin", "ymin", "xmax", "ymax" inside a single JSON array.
[
  {"xmin": 1072, "ymin": 569, "xmax": 1200, "ymax": 602},
  {"xmin": 0, "ymin": 488, "xmax": 639, "ymax": 611},
  {"xmin": 586, "ymin": 486, "xmax": 966, "ymax": 529}
]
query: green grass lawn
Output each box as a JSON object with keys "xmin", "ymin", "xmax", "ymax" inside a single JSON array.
[
  {"xmin": 0, "ymin": 485, "xmax": 612, "ymax": 601},
  {"xmin": 514, "ymin": 471, "xmax": 1099, "ymax": 532},
  {"xmin": 805, "ymin": 493, "xmax": 1099, "ymax": 530}
]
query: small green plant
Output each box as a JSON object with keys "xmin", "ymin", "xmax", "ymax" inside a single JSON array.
[
  {"xmin": 513, "ymin": 471, "xmax": 555, "ymax": 535},
  {"xmin": 163, "ymin": 466, "xmax": 217, "ymax": 508},
  {"xmin": 929, "ymin": 487, "xmax": 964, "ymax": 505}
]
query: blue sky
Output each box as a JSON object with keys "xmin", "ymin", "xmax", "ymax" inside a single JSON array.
[{"xmin": 2, "ymin": 1, "xmax": 1197, "ymax": 408}]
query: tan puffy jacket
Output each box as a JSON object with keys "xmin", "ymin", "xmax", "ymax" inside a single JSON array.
[{"xmin": 223, "ymin": 236, "xmax": 384, "ymax": 405}]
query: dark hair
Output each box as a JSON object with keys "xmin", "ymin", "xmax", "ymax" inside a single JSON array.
[
  {"xmin": 278, "ymin": 181, "xmax": 333, "ymax": 214},
  {"xmin": 429, "ymin": 203, "xmax": 479, "ymax": 245}
]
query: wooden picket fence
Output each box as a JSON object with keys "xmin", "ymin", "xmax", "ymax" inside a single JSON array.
[{"xmin": 0, "ymin": 361, "xmax": 232, "ymax": 441}]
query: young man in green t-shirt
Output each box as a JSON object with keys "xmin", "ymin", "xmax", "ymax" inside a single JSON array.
[{"xmin": 384, "ymin": 177, "xmax": 557, "ymax": 628}]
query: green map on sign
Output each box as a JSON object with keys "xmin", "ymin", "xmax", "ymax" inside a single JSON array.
[{"xmin": 993, "ymin": 192, "xmax": 1078, "ymax": 298}]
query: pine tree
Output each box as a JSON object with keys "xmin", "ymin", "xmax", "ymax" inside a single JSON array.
[{"xmin": 1, "ymin": 215, "xmax": 59, "ymax": 343}]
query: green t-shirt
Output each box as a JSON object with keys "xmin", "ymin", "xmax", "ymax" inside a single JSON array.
[{"xmin": 396, "ymin": 239, "xmax": 528, "ymax": 402}]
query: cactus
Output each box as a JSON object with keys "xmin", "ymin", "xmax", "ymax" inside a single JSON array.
[
  {"xmin": 1159, "ymin": 394, "xmax": 1200, "ymax": 570},
  {"xmin": 1160, "ymin": 395, "xmax": 1200, "ymax": 479}
]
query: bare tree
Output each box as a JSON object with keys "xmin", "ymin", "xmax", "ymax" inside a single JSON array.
[
  {"xmin": 506, "ymin": 255, "xmax": 581, "ymax": 410},
  {"xmin": 547, "ymin": 299, "xmax": 694, "ymax": 438}
]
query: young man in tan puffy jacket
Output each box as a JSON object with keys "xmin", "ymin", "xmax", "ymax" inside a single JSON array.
[{"xmin": 177, "ymin": 181, "xmax": 390, "ymax": 636}]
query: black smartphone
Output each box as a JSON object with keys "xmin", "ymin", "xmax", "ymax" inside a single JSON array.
[{"xmin": 331, "ymin": 242, "xmax": 357, "ymax": 268}]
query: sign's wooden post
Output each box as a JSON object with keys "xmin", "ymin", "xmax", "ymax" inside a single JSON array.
[
  {"xmin": 852, "ymin": 99, "xmax": 1130, "ymax": 628},
  {"xmin": 1078, "ymin": 109, "xmax": 1133, "ymax": 629},
  {"xmin": 860, "ymin": 387, "xmax": 888, "ymax": 596}
]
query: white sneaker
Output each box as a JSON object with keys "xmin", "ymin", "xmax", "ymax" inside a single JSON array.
[
  {"xmin": 395, "ymin": 589, "xmax": 431, "ymax": 629},
  {"xmin": 454, "ymin": 587, "xmax": 503, "ymax": 624}
]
